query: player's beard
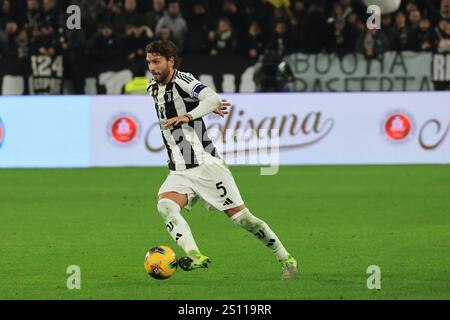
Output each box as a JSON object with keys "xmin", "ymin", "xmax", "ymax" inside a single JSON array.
[{"xmin": 155, "ymin": 66, "xmax": 171, "ymax": 84}]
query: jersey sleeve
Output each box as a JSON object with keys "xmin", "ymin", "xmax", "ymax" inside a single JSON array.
[{"xmin": 174, "ymin": 71, "xmax": 207, "ymax": 99}]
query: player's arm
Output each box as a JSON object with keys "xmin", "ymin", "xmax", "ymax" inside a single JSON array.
[
  {"xmin": 164, "ymin": 73, "xmax": 229, "ymax": 126},
  {"xmin": 186, "ymin": 87, "xmax": 221, "ymax": 120},
  {"xmin": 164, "ymin": 93, "xmax": 229, "ymax": 126}
]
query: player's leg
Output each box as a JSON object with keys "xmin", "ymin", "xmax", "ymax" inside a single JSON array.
[
  {"xmin": 225, "ymin": 205, "xmax": 298, "ymax": 280},
  {"xmin": 189, "ymin": 159, "xmax": 298, "ymax": 279},
  {"xmin": 157, "ymin": 192, "xmax": 199, "ymax": 254},
  {"xmin": 158, "ymin": 192, "xmax": 211, "ymax": 270},
  {"xmin": 157, "ymin": 175, "xmax": 211, "ymax": 271}
]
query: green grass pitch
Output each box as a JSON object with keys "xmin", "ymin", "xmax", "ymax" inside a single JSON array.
[{"xmin": 0, "ymin": 165, "xmax": 449, "ymax": 299}]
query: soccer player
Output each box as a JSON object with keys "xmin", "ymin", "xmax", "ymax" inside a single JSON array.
[{"xmin": 146, "ymin": 40, "xmax": 298, "ymax": 280}]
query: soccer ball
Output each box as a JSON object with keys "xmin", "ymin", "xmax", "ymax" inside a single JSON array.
[{"xmin": 144, "ymin": 245, "xmax": 178, "ymax": 280}]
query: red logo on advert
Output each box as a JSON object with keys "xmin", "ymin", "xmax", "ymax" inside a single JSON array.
[
  {"xmin": 384, "ymin": 114, "xmax": 411, "ymax": 141},
  {"xmin": 111, "ymin": 117, "xmax": 137, "ymax": 143}
]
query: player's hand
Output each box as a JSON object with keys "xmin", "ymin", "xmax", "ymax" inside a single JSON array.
[
  {"xmin": 213, "ymin": 99, "xmax": 230, "ymax": 118},
  {"xmin": 164, "ymin": 115, "xmax": 191, "ymax": 127}
]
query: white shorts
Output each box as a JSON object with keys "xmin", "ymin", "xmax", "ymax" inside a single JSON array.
[{"xmin": 158, "ymin": 157, "xmax": 244, "ymax": 211}]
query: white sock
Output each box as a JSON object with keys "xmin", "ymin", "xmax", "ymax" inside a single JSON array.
[
  {"xmin": 231, "ymin": 208, "xmax": 290, "ymax": 261},
  {"xmin": 157, "ymin": 198, "xmax": 199, "ymax": 255}
]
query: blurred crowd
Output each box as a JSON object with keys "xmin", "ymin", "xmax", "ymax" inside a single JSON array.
[{"xmin": 1, "ymin": 0, "xmax": 450, "ymax": 62}]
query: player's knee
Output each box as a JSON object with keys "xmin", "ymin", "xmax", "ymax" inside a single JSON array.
[
  {"xmin": 231, "ymin": 208, "xmax": 265, "ymax": 232},
  {"xmin": 157, "ymin": 198, "xmax": 181, "ymax": 219}
]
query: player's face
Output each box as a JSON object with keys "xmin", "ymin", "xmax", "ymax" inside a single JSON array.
[{"xmin": 146, "ymin": 53, "xmax": 174, "ymax": 84}]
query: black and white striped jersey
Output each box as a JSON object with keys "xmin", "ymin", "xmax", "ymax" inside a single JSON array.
[{"xmin": 147, "ymin": 70, "xmax": 222, "ymax": 171}]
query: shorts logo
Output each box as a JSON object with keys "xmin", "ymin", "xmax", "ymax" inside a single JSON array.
[
  {"xmin": 382, "ymin": 111, "xmax": 414, "ymax": 143},
  {"xmin": 0, "ymin": 117, "xmax": 5, "ymax": 149},
  {"xmin": 108, "ymin": 113, "xmax": 140, "ymax": 146}
]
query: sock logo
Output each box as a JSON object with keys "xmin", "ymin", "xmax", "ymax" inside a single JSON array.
[
  {"xmin": 255, "ymin": 230, "xmax": 265, "ymax": 239},
  {"xmin": 267, "ymin": 239, "xmax": 276, "ymax": 247},
  {"xmin": 175, "ymin": 233, "xmax": 182, "ymax": 241},
  {"xmin": 166, "ymin": 222, "xmax": 174, "ymax": 232},
  {"xmin": 223, "ymin": 198, "xmax": 234, "ymax": 206}
]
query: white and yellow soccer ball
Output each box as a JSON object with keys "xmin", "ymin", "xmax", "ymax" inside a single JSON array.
[{"xmin": 144, "ymin": 245, "xmax": 178, "ymax": 280}]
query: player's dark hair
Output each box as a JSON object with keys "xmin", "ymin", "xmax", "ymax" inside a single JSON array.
[{"xmin": 145, "ymin": 40, "xmax": 181, "ymax": 68}]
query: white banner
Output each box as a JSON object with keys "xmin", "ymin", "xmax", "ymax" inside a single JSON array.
[
  {"xmin": 286, "ymin": 52, "xmax": 433, "ymax": 92},
  {"xmin": 90, "ymin": 95, "xmax": 162, "ymax": 166},
  {"xmin": 0, "ymin": 96, "xmax": 90, "ymax": 168},
  {"xmin": 1, "ymin": 93, "xmax": 449, "ymax": 168},
  {"xmin": 89, "ymin": 92, "xmax": 450, "ymax": 167}
]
